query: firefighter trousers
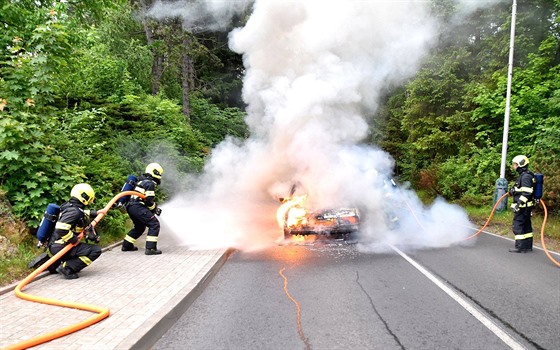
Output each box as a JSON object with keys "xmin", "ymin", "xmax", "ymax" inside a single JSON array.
[
  {"xmin": 124, "ymin": 203, "xmax": 160, "ymax": 250},
  {"xmin": 512, "ymin": 207, "xmax": 533, "ymax": 250},
  {"xmin": 49, "ymin": 242, "xmax": 102, "ymax": 273}
]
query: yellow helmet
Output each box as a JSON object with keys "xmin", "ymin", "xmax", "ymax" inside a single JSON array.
[
  {"xmin": 70, "ymin": 183, "xmax": 95, "ymax": 205},
  {"xmin": 146, "ymin": 163, "xmax": 163, "ymax": 179},
  {"xmin": 512, "ymin": 155, "xmax": 529, "ymax": 168}
]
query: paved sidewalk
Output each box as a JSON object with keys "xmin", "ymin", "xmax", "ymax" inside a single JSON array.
[{"xmin": 0, "ymin": 237, "xmax": 231, "ymax": 350}]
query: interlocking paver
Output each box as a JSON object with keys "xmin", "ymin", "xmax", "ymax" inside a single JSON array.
[{"xmin": 0, "ymin": 236, "xmax": 229, "ymax": 350}]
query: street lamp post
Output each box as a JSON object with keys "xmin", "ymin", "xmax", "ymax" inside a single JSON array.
[{"xmin": 494, "ymin": 0, "xmax": 517, "ymax": 211}]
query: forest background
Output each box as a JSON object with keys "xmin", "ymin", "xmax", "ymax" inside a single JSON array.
[{"xmin": 1, "ymin": 0, "xmax": 559, "ymax": 285}]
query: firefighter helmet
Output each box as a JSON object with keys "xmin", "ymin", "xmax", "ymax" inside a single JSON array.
[
  {"xmin": 512, "ymin": 155, "xmax": 529, "ymax": 168},
  {"xmin": 146, "ymin": 163, "xmax": 163, "ymax": 179},
  {"xmin": 71, "ymin": 183, "xmax": 95, "ymax": 205}
]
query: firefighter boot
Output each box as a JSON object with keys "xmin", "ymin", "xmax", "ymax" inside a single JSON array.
[
  {"xmin": 145, "ymin": 248, "xmax": 162, "ymax": 255},
  {"xmin": 508, "ymin": 248, "xmax": 530, "ymax": 253},
  {"xmin": 56, "ymin": 265, "xmax": 79, "ymax": 279},
  {"xmin": 27, "ymin": 252, "xmax": 49, "ymax": 269},
  {"xmin": 121, "ymin": 242, "xmax": 138, "ymax": 252}
]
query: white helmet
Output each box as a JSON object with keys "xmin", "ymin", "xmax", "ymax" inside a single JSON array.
[{"xmin": 512, "ymin": 155, "xmax": 529, "ymax": 168}]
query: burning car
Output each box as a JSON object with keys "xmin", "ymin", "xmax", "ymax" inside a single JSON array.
[{"xmin": 277, "ymin": 195, "xmax": 360, "ymax": 240}]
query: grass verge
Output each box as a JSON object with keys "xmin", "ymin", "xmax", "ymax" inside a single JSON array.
[{"xmin": 465, "ymin": 204, "xmax": 560, "ymax": 252}]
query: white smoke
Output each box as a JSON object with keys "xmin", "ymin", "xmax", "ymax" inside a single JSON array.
[
  {"xmin": 148, "ymin": 0, "xmax": 252, "ymax": 32},
  {"xmin": 155, "ymin": 0, "xmax": 496, "ymax": 251},
  {"xmin": 455, "ymin": 0, "xmax": 510, "ymax": 15}
]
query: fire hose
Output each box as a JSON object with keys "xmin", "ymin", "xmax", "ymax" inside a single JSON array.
[
  {"xmin": 3, "ymin": 191, "xmax": 145, "ymax": 350},
  {"xmin": 464, "ymin": 193, "xmax": 559, "ymax": 268},
  {"xmin": 401, "ymin": 191, "xmax": 557, "ymax": 267}
]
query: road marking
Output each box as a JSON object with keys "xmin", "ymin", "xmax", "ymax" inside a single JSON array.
[
  {"xmin": 466, "ymin": 226, "xmax": 560, "ymax": 256},
  {"xmin": 390, "ymin": 245, "xmax": 527, "ymax": 350}
]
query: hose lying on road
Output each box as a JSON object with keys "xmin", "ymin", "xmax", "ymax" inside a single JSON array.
[{"xmin": 3, "ymin": 191, "xmax": 145, "ymax": 350}]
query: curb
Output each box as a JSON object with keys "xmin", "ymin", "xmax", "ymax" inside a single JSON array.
[{"xmin": 123, "ymin": 247, "xmax": 234, "ymax": 350}]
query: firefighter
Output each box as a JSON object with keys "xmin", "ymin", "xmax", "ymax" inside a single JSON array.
[
  {"xmin": 122, "ymin": 163, "xmax": 164, "ymax": 255},
  {"xmin": 49, "ymin": 183, "xmax": 106, "ymax": 279},
  {"xmin": 509, "ymin": 155, "xmax": 535, "ymax": 253}
]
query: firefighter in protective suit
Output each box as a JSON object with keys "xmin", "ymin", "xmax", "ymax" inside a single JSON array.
[
  {"xmin": 49, "ymin": 183, "xmax": 106, "ymax": 279},
  {"xmin": 122, "ymin": 163, "xmax": 164, "ymax": 255},
  {"xmin": 509, "ymin": 155, "xmax": 535, "ymax": 253}
]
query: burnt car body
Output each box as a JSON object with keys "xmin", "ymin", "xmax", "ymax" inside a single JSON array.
[{"xmin": 282, "ymin": 206, "xmax": 360, "ymax": 240}]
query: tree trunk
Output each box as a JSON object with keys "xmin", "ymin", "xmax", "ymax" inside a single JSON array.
[
  {"xmin": 180, "ymin": 34, "xmax": 193, "ymax": 122},
  {"xmin": 139, "ymin": 0, "xmax": 164, "ymax": 95}
]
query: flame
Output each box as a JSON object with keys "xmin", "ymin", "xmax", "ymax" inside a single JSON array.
[
  {"xmin": 276, "ymin": 195, "xmax": 308, "ymax": 230},
  {"xmin": 290, "ymin": 235, "xmax": 306, "ymax": 243}
]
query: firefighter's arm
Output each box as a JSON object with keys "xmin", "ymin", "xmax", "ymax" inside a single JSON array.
[
  {"xmin": 55, "ymin": 208, "xmax": 85, "ymax": 244},
  {"xmin": 143, "ymin": 181, "xmax": 157, "ymax": 210},
  {"xmin": 147, "ymin": 198, "xmax": 162, "ymax": 215},
  {"xmin": 53, "ymin": 222, "xmax": 79, "ymax": 244},
  {"xmin": 83, "ymin": 208, "xmax": 107, "ymax": 219}
]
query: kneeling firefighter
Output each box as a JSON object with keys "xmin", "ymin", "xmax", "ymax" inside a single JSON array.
[
  {"xmin": 122, "ymin": 163, "xmax": 164, "ymax": 255},
  {"xmin": 509, "ymin": 155, "xmax": 535, "ymax": 253},
  {"xmin": 49, "ymin": 183, "xmax": 106, "ymax": 279}
]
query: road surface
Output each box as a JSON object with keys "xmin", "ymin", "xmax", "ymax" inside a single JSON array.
[{"xmin": 154, "ymin": 233, "xmax": 560, "ymax": 350}]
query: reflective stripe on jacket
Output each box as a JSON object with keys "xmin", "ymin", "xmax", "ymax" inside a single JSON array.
[
  {"xmin": 512, "ymin": 169, "xmax": 535, "ymax": 208},
  {"xmin": 130, "ymin": 175, "xmax": 158, "ymax": 210},
  {"xmin": 50, "ymin": 198, "xmax": 97, "ymax": 245}
]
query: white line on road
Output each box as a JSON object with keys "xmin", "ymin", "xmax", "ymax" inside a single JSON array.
[
  {"xmin": 390, "ymin": 244, "xmax": 527, "ymax": 350},
  {"xmin": 466, "ymin": 226, "xmax": 560, "ymax": 257}
]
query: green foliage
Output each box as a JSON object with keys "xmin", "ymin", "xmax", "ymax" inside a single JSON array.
[
  {"xmin": 62, "ymin": 40, "xmax": 143, "ymax": 101},
  {"xmin": 0, "ymin": 1, "xmax": 76, "ymax": 109},
  {"xmin": 437, "ymin": 148, "xmax": 501, "ymax": 201},
  {"xmin": 0, "ymin": 1, "xmax": 247, "ymax": 230},
  {"xmin": 377, "ymin": 0, "xmax": 560, "ymax": 215},
  {"xmin": 0, "ymin": 112, "xmax": 84, "ymax": 226},
  {"xmin": 190, "ymin": 94, "xmax": 248, "ymax": 147}
]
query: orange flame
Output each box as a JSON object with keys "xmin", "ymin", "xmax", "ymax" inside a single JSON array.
[{"xmin": 276, "ymin": 195, "xmax": 308, "ymax": 230}]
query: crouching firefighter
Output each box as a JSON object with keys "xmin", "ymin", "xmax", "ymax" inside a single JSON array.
[
  {"xmin": 49, "ymin": 183, "xmax": 106, "ymax": 279},
  {"xmin": 122, "ymin": 163, "xmax": 164, "ymax": 255},
  {"xmin": 508, "ymin": 155, "xmax": 535, "ymax": 253}
]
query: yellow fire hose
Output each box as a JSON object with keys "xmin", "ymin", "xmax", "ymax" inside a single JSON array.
[
  {"xmin": 464, "ymin": 193, "xmax": 559, "ymax": 267},
  {"xmin": 3, "ymin": 191, "xmax": 145, "ymax": 350}
]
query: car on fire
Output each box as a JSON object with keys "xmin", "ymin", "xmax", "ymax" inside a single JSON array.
[{"xmin": 277, "ymin": 195, "xmax": 360, "ymax": 240}]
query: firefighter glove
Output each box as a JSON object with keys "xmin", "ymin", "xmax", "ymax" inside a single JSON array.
[
  {"xmin": 84, "ymin": 226, "xmax": 100, "ymax": 243},
  {"xmin": 510, "ymin": 203, "xmax": 520, "ymax": 213},
  {"xmin": 154, "ymin": 207, "xmax": 162, "ymax": 216},
  {"xmin": 508, "ymin": 187, "xmax": 515, "ymax": 196}
]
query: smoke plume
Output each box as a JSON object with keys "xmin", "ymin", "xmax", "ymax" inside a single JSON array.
[
  {"xmin": 148, "ymin": 0, "xmax": 252, "ymax": 31},
  {"xmin": 154, "ymin": 0, "xmax": 495, "ymax": 251}
]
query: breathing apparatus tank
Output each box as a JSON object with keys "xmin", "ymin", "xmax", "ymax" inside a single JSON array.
[
  {"xmin": 116, "ymin": 175, "xmax": 138, "ymax": 207},
  {"xmin": 534, "ymin": 173, "xmax": 544, "ymax": 201},
  {"xmin": 36, "ymin": 203, "xmax": 60, "ymax": 247}
]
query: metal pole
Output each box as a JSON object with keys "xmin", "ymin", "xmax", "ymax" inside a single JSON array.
[{"xmin": 495, "ymin": 0, "xmax": 517, "ymax": 211}]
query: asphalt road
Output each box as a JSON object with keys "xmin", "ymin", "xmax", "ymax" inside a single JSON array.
[{"xmin": 153, "ymin": 233, "xmax": 560, "ymax": 350}]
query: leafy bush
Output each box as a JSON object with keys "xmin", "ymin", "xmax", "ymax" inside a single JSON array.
[
  {"xmin": 0, "ymin": 112, "xmax": 85, "ymax": 226},
  {"xmin": 436, "ymin": 148, "xmax": 501, "ymax": 202},
  {"xmin": 190, "ymin": 94, "xmax": 248, "ymax": 147}
]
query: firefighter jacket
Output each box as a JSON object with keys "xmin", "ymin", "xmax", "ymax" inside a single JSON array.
[
  {"xmin": 50, "ymin": 198, "xmax": 99, "ymax": 246},
  {"xmin": 512, "ymin": 167, "xmax": 535, "ymax": 208},
  {"xmin": 130, "ymin": 174, "xmax": 158, "ymax": 211}
]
